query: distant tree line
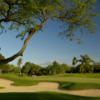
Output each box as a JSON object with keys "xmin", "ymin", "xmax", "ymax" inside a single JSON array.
[
  {"xmin": 0, "ymin": 53, "xmax": 100, "ymax": 75},
  {"xmin": 0, "ymin": 64, "xmax": 21, "ymax": 74},
  {"xmin": 0, "ymin": 54, "xmax": 21, "ymax": 74},
  {"xmin": 21, "ymin": 61, "xmax": 70, "ymax": 76}
]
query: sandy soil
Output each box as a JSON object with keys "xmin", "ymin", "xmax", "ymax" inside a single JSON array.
[{"xmin": 0, "ymin": 78, "xmax": 100, "ymax": 97}]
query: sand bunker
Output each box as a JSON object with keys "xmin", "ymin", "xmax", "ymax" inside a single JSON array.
[{"xmin": 0, "ymin": 78, "xmax": 100, "ymax": 97}]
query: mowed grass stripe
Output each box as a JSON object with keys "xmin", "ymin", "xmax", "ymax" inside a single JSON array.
[{"xmin": 32, "ymin": 76, "xmax": 100, "ymax": 83}]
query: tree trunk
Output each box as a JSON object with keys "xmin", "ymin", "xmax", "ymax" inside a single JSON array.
[
  {"xmin": 0, "ymin": 19, "xmax": 46, "ymax": 65},
  {"xmin": 0, "ymin": 29, "xmax": 36, "ymax": 65}
]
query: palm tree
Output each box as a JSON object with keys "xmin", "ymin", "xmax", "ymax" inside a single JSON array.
[
  {"xmin": 72, "ymin": 54, "xmax": 94, "ymax": 73},
  {"xmin": 17, "ymin": 58, "xmax": 22, "ymax": 74}
]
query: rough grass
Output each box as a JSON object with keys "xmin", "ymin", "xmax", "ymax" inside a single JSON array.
[
  {"xmin": 0, "ymin": 74, "xmax": 38, "ymax": 86},
  {"xmin": 0, "ymin": 92, "xmax": 100, "ymax": 100},
  {"xmin": 32, "ymin": 76, "xmax": 100, "ymax": 83},
  {"xmin": 60, "ymin": 82, "xmax": 100, "ymax": 90},
  {"xmin": 0, "ymin": 73, "xmax": 100, "ymax": 90},
  {"xmin": 54, "ymin": 73, "xmax": 100, "ymax": 78},
  {"xmin": 11, "ymin": 80, "xmax": 38, "ymax": 86},
  {"xmin": 0, "ymin": 87, "xmax": 5, "ymax": 89}
]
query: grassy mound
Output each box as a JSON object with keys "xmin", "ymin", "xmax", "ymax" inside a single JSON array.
[
  {"xmin": 0, "ymin": 74, "xmax": 38, "ymax": 86},
  {"xmin": 60, "ymin": 82, "xmax": 100, "ymax": 90}
]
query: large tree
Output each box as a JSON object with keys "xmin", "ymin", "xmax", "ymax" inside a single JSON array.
[{"xmin": 0, "ymin": 0, "xmax": 98, "ymax": 64}]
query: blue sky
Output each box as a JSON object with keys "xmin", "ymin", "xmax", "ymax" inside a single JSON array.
[{"xmin": 0, "ymin": 0, "xmax": 100, "ymax": 67}]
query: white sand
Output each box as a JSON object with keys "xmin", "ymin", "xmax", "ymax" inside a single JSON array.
[{"xmin": 0, "ymin": 78, "xmax": 100, "ymax": 97}]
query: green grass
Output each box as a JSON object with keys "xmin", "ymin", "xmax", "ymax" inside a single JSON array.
[
  {"xmin": 0, "ymin": 74, "xmax": 38, "ymax": 86},
  {"xmin": 0, "ymin": 87, "xmax": 5, "ymax": 89},
  {"xmin": 0, "ymin": 73, "xmax": 100, "ymax": 99},
  {"xmin": 53, "ymin": 73, "xmax": 100, "ymax": 78},
  {"xmin": 0, "ymin": 73, "xmax": 100, "ymax": 90},
  {"xmin": 0, "ymin": 92, "xmax": 100, "ymax": 100},
  {"xmin": 32, "ymin": 76, "xmax": 100, "ymax": 83},
  {"xmin": 60, "ymin": 82, "xmax": 100, "ymax": 90},
  {"xmin": 11, "ymin": 80, "xmax": 38, "ymax": 86}
]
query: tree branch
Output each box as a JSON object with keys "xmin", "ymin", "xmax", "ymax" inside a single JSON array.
[
  {"xmin": 4, "ymin": 0, "xmax": 11, "ymax": 17},
  {"xmin": 0, "ymin": 29, "xmax": 36, "ymax": 65},
  {"xmin": 0, "ymin": 20, "xmax": 47, "ymax": 65},
  {"xmin": 10, "ymin": 19, "xmax": 26, "ymax": 25},
  {"xmin": 42, "ymin": 9, "xmax": 46, "ymax": 21},
  {"xmin": 46, "ymin": 15, "xmax": 65, "ymax": 21},
  {"xmin": 0, "ymin": 10, "xmax": 6, "ymax": 18},
  {"xmin": 0, "ymin": 19, "xmax": 6, "ymax": 23}
]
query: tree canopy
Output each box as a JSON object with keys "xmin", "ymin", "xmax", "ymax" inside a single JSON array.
[
  {"xmin": 21, "ymin": 62, "xmax": 41, "ymax": 75},
  {"xmin": 47, "ymin": 61, "xmax": 69, "ymax": 75},
  {"xmin": 0, "ymin": 53, "xmax": 5, "ymax": 60},
  {"xmin": 0, "ymin": 0, "xmax": 98, "ymax": 64},
  {"xmin": 17, "ymin": 58, "xmax": 22, "ymax": 68},
  {"xmin": 72, "ymin": 54, "xmax": 94, "ymax": 73}
]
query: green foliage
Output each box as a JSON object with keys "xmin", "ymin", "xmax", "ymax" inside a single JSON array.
[
  {"xmin": 93, "ymin": 62, "xmax": 100, "ymax": 73},
  {"xmin": 0, "ymin": 53, "xmax": 5, "ymax": 60},
  {"xmin": 17, "ymin": 58, "xmax": 22, "ymax": 68},
  {"xmin": 21, "ymin": 61, "xmax": 70, "ymax": 75},
  {"xmin": 0, "ymin": 64, "xmax": 21, "ymax": 73},
  {"xmin": 21, "ymin": 62, "xmax": 42, "ymax": 75},
  {"xmin": 72, "ymin": 57, "xmax": 77, "ymax": 65},
  {"xmin": 72, "ymin": 54, "xmax": 94, "ymax": 73},
  {"xmin": 21, "ymin": 62, "xmax": 32, "ymax": 74},
  {"xmin": 47, "ymin": 61, "xmax": 68, "ymax": 75},
  {"xmin": 61, "ymin": 63, "xmax": 71, "ymax": 73},
  {"xmin": 0, "ymin": 64, "xmax": 14, "ymax": 73},
  {"xmin": 28, "ymin": 65, "xmax": 41, "ymax": 76},
  {"xmin": 59, "ymin": 0, "xmax": 98, "ymax": 43},
  {"xmin": 70, "ymin": 66, "xmax": 78, "ymax": 73},
  {"xmin": 17, "ymin": 58, "xmax": 22, "ymax": 74},
  {"xmin": 13, "ymin": 67, "xmax": 21, "ymax": 73},
  {"xmin": 0, "ymin": 0, "xmax": 98, "ymax": 42},
  {"xmin": 0, "ymin": 54, "xmax": 22, "ymax": 73},
  {"xmin": 47, "ymin": 61, "xmax": 61, "ymax": 75},
  {"xmin": 39, "ymin": 68, "xmax": 48, "ymax": 75}
]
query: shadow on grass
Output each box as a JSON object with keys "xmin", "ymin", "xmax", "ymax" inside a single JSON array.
[
  {"xmin": 0, "ymin": 92, "xmax": 100, "ymax": 100},
  {"xmin": 60, "ymin": 82, "xmax": 100, "ymax": 90},
  {"xmin": 59, "ymin": 82, "xmax": 75, "ymax": 90}
]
